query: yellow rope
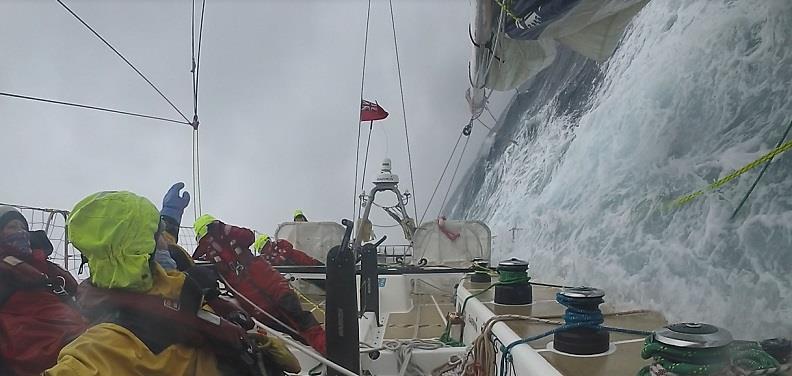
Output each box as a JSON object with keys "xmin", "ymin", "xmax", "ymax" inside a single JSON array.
[
  {"xmin": 673, "ymin": 138, "xmax": 792, "ymax": 207},
  {"xmin": 289, "ymin": 282, "xmax": 325, "ymax": 314},
  {"xmin": 494, "ymin": 0, "xmax": 522, "ymax": 24}
]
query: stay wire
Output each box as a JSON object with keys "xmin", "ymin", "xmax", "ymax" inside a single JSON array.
[
  {"xmin": 354, "ymin": 0, "xmax": 373, "ymax": 223},
  {"xmin": 485, "ymin": 105, "xmax": 498, "ymax": 123},
  {"xmin": 192, "ymin": 131, "xmax": 198, "ymax": 220},
  {"xmin": 389, "ymin": 0, "xmax": 419, "ymax": 221},
  {"xmin": 194, "ymin": 0, "xmax": 207, "ymax": 116},
  {"xmin": 359, "ymin": 121, "xmax": 374, "ymax": 220},
  {"xmin": 196, "ymin": 130, "xmax": 203, "ymax": 214},
  {"xmin": 191, "ymin": 0, "xmax": 197, "ymax": 114},
  {"xmin": 0, "ymin": 92, "xmax": 190, "ymax": 126},
  {"xmin": 55, "ymin": 0, "xmax": 190, "ymax": 123},
  {"xmin": 476, "ymin": 118, "xmax": 493, "ymax": 132},
  {"xmin": 440, "ymin": 133, "xmax": 471, "ymax": 216},
  {"xmin": 419, "ymin": 131, "xmax": 464, "ymax": 225},
  {"xmin": 191, "ymin": 0, "xmax": 198, "ymax": 221},
  {"xmin": 193, "ymin": 0, "xmax": 207, "ymax": 216}
]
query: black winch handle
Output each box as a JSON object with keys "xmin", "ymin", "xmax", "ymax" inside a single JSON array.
[{"xmin": 339, "ymin": 219, "xmax": 354, "ymax": 251}]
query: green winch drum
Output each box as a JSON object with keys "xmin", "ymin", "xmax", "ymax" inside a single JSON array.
[
  {"xmin": 494, "ymin": 258, "xmax": 532, "ymax": 305},
  {"xmin": 470, "ymin": 258, "xmax": 492, "ymax": 283}
]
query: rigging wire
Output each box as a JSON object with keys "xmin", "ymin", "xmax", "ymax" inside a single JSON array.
[
  {"xmin": 191, "ymin": 0, "xmax": 197, "ymax": 116},
  {"xmin": 354, "ymin": 0, "xmax": 373, "ymax": 223},
  {"xmin": 440, "ymin": 133, "xmax": 471, "ymax": 216},
  {"xmin": 192, "ymin": 132, "xmax": 199, "ymax": 220},
  {"xmin": 55, "ymin": 0, "xmax": 190, "ymax": 124},
  {"xmin": 0, "ymin": 92, "xmax": 190, "ymax": 126},
  {"xmin": 195, "ymin": 0, "xmax": 206, "ymax": 215},
  {"xmin": 485, "ymin": 105, "xmax": 499, "ymax": 123},
  {"xmin": 194, "ymin": 0, "xmax": 207, "ymax": 117},
  {"xmin": 412, "ymin": 1, "xmax": 507, "ymax": 223},
  {"xmin": 419, "ymin": 131, "xmax": 465, "ymax": 225},
  {"xmin": 388, "ymin": 0, "xmax": 419, "ymax": 221},
  {"xmin": 191, "ymin": 0, "xmax": 199, "ymax": 220},
  {"xmin": 195, "ymin": 130, "xmax": 203, "ymax": 214},
  {"xmin": 190, "ymin": 0, "xmax": 207, "ymax": 218},
  {"xmin": 359, "ymin": 121, "xmax": 375, "ymax": 220},
  {"xmin": 476, "ymin": 118, "xmax": 494, "ymax": 132}
]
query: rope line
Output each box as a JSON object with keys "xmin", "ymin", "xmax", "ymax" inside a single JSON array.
[
  {"xmin": 353, "ymin": 0, "xmax": 373, "ymax": 223},
  {"xmin": 192, "ymin": 131, "xmax": 199, "ymax": 220},
  {"xmin": 485, "ymin": 105, "xmax": 499, "ymax": 123},
  {"xmin": 389, "ymin": 0, "xmax": 419, "ymax": 221},
  {"xmin": 195, "ymin": 129, "xmax": 203, "ymax": 214},
  {"xmin": 419, "ymin": 131, "xmax": 464, "ymax": 225},
  {"xmin": 189, "ymin": 0, "xmax": 207, "ymax": 218},
  {"xmin": 289, "ymin": 282, "xmax": 325, "ymax": 314},
  {"xmin": 638, "ymin": 337, "xmax": 785, "ymax": 376},
  {"xmin": 493, "ymin": 0, "xmax": 523, "ymax": 24},
  {"xmin": 674, "ymin": 135, "xmax": 792, "ymax": 207},
  {"xmin": 191, "ymin": 0, "xmax": 199, "ymax": 221},
  {"xmin": 0, "ymin": 92, "xmax": 190, "ymax": 126},
  {"xmin": 55, "ymin": 0, "xmax": 190, "ymax": 123},
  {"xmin": 194, "ymin": 0, "xmax": 207, "ymax": 117},
  {"xmin": 730, "ymin": 119, "xmax": 792, "ymax": 219},
  {"xmin": 359, "ymin": 121, "xmax": 374, "ymax": 220},
  {"xmin": 191, "ymin": 0, "xmax": 197, "ymax": 115},
  {"xmin": 440, "ymin": 132, "xmax": 471, "ymax": 216},
  {"xmin": 476, "ymin": 118, "xmax": 494, "ymax": 132},
  {"xmin": 193, "ymin": 0, "xmax": 207, "ymax": 215},
  {"xmin": 498, "ymin": 292, "xmax": 652, "ymax": 376}
]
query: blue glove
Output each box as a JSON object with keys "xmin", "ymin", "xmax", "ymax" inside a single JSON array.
[{"xmin": 161, "ymin": 182, "xmax": 191, "ymax": 226}]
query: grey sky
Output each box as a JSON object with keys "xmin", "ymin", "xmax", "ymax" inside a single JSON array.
[{"xmin": 0, "ymin": 0, "xmax": 509, "ymax": 236}]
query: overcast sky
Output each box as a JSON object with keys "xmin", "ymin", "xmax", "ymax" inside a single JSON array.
[{"xmin": 0, "ymin": 0, "xmax": 510, "ymax": 237}]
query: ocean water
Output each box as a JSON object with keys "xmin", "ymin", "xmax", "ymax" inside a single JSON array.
[{"xmin": 452, "ymin": 0, "xmax": 792, "ymax": 339}]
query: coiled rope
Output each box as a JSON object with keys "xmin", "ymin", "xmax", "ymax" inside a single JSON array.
[
  {"xmin": 498, "ymin": 293, "xmax": 652, "ymax": 376},
  {"xmin": 638, "ymin": 338, "xmax": 785, "ymax": 376}
]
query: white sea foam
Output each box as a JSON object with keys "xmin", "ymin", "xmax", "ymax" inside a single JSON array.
[{"xmin": 462, "ymin": 0, "xmax": 792, "ymax": 339}]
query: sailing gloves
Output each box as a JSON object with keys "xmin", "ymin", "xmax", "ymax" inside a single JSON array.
[{"xmin": 161, "ymin": 182, "xmax": 191, "ymax": 226}]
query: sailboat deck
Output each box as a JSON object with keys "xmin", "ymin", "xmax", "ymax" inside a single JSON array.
[
  {"xmin": 465, "ymin": 281, "xmax": 667, "ymax": 376},
  {"xmin": 292, "ymin": 276, "xmax": 671, "ymax": 375},
  {"xmin": 383, "ymin": 294, "xmax": 455, "ymax": 339}
]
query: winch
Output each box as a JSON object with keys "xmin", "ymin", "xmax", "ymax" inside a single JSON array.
[
  {"xmin": 553, "ymin": 286, "xmax": 610, "ymax": 355},
  {"xmin": 654, "ymin": 323, "xmax": 733, "ymax": 350},
  {"xmin": 494, "ymin": 258, "xmax": 531, "ymax": 305},
  {"xmin": 470, "ymin": 258, "xmax": 492, "ymax": 284}
]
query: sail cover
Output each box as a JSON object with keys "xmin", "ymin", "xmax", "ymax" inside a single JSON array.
[
  {"xmin": 274, "ymin": 221, "xmax": 346, "ymax": 263},
  {"xmin": 412, "ymin": 220, "xmax": 492, "ymax": 266},
  {"xmin": 468, "ymin": 0, "xmax": 649, "ymax": 115}
]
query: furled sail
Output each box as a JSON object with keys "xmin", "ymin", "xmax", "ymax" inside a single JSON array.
[{"xmin": 468, "ymin": 0, "xmax": 649, "ymax": 117}]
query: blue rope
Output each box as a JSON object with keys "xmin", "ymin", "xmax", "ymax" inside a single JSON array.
[
  {"xmin": 498, "ymin": 293, "xmax": 653, "ymax": 376},
  {"xmin": 557, "ymin": 293, "xmax": 604, "ymax": 327}
]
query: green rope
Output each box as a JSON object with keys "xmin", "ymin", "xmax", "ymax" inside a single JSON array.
[
  {"xmin": 439, "ymin": 268, "xmax": 531, "ymax": 346},
  {"xmin": 731, "ymin": 120, "xmax": 792, "ymax": 219},
  {"xmin": 439, "ymin": 326, "xmax": 465, "ymax": 347},
  {"xmin": 461, "ymin": 284, "xmax": 499, "ymax": 320},
  {"xmin": 493, "ymin": 0, "xmax": 522, "ymax": 24},
  {"xmin": 439, "ymin": 283, "xmax": 498, "ymax": 347},
  {"xmin": 673, "ymin": 126, "xmax": 792, "ymax": 207},
  {"xmin": 472, "ymin": 263, "xmax": 498, "ymax": 276},
  {"xmin": 637, "ymin": 337, "xmax": 781, "ymax": 376},
  {"xmin": 498, "ymin": 269, "xmax": 530, "ymax": 285}
]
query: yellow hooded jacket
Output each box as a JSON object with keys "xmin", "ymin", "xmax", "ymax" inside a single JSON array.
[
  {"xmin": 44, "ymin": 266, "xmax": 223, "ymax": 376},
  {"xmin": 45, "ymin": 191, "xmax": 223, "ymax": 376}
]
